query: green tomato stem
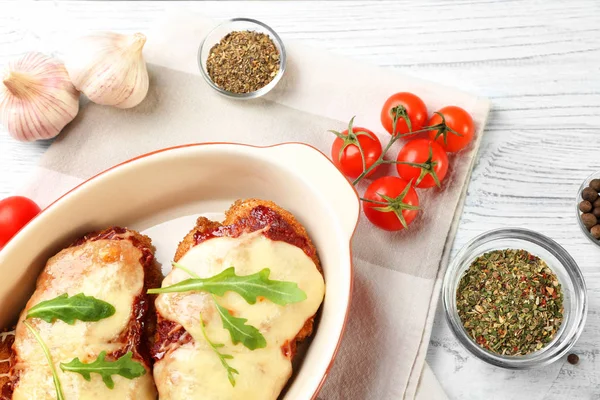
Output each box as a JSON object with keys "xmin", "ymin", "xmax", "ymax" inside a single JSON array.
[{"xmin": 351, "ymin": 119, "xmax": 445, "ymax": 185}]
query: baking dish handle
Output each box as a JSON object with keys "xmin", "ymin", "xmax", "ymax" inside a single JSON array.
[{"xmin": 264, "ymin": 143, "xmax": 360, "ymax": 239}]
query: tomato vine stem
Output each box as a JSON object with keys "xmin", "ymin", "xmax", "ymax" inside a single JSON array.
[
  {"xmin": 387, "ymin": 145, "xmax": 442, "ymax": 188},
  {"xmin": 360, "ymin": 198, "xmax": 390, "ymax": 205},
  {"xmin": 430, "ymin": 111, "xmax": 463, "ymax": 146},
  {"xmin": 363, "ymin": 181, "xmax": 420, "ymax": 229},
  {"xmin": 329, "ymin": 116, "xmax": 375, "ymax": 176},
  {"xmin": 360, "ymin": 183, "xmax": 420, "ymax": 229},
  {"xmin": 350, "ymin": 111, "xmax": 457, "ymax": 186},
  {"xmin": 329, "ymin": 109, "xmax": 459, "ymax": 186},
  {"xmin": 351, "ymin": 107, "xmax": 406, "ymax": 184}
]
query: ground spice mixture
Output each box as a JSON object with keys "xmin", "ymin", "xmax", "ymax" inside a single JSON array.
[
  {"xmin": 456, "ymin": 249, "xmax": 563, "ymax": 356},
  {"xmin": 206, "ymin": 30, "xmax": 280, "ymax": 94}
]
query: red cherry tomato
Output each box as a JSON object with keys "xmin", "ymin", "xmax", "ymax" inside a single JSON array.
[
  {"xmin": 428, "ymin": 106, "xmax": 474, "ymax": 152},
  {"xmin": 0, "ymin": 196, "xmax": 41, "ymax": 249},
  {"xmin": 362, "ymin": 176, "xmax": 419, "ymax": 231},
  {"xmin": 331, "ymin": 118, "xmax": 382, "ymax": 180},
  {"xmin": 396, "ymin": 139, "xmax": 449, "ymax": 189},
  {"xmin": 380, "ymin": 92, "xmax": 428, "ymax": 137}
]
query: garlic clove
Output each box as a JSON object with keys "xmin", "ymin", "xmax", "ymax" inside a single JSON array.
[
  {"xmin": 64, "ymin": 32, "xmax": 149, "ymax": 109},
  {"xmin": 0, "ymin": 52, "xmax": 80, "ymax": 142}
]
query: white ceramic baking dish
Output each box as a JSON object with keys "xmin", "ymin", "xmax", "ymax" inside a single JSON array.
[{"xmin": 0, "ymin": 142, "xmax": 359, "ymax": 399}]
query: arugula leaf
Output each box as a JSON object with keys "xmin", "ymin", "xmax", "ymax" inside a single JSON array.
[
  {"xmin": 27, "ymin": 293, "xmax": 115, "ymax": 325},
  {"xmin": 23, "ymin": 321, "xmax": 65, "ymax": 400},
  {"xmin": 60, "ymin": 351, "xmax": 146, "ymax": 389},
  {"xmin": 213, "ymin": 299, "xmax": 266, "ymax": 350},
  {"xmin": 171, "ymin": 263, "xmax": 266, "ymax": 350},
  {"xmin": 171, "ymin": 261, "xmax": 199, "ymax": 278},
  {"xmin": 148, "ymin": 267, "xmax": 307, "ymax": 306},
  {"xmin": 199, "ymin": 313, "xmax": 239, "ymax": 387}
]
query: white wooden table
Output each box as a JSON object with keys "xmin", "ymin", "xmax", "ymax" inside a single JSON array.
[{"xmin": 1, "ymin": 1, "xmax": 599, "ymax": 399}]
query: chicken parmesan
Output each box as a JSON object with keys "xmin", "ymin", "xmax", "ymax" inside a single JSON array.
[
  {"xmin": 151, "ymin": 199, "xmax": 325, "ymax": 400},
  {"xmin": 0, "ymin": 227, "xmax": 160, "ymax": 400}
]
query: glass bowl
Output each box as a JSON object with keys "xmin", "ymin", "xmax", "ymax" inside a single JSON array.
[
  {"xmin": 198, "ymin": 18, "xmax": 287, "ymax": 100},
  {"xmin": 442, "ymin": 228, "xmax": 587, "ymax": 369},
  {"xmin": 576, "ymin": 170, "xmax": 600, "ymax": 247}
]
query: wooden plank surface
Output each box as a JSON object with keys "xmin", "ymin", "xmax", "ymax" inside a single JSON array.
[{"xmin": 0, "ymin": 1, "xmax": 599, "ymax": 399}]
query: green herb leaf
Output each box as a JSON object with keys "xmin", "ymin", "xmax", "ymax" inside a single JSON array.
[
  {"xmin": 60, "ymin": 351, "xmax": 146, "ymax": 389},
  {"xmin": 27, "ymin": 293, "xmax": 116, "ymax": 325},
  {"xmin": 213, "ymin": 299, "xmax": 266, "ymax": 350},
  {"xmin": 168, "ymin": 264, "xmax": 267, "ymax": 351},
  {"xmin": 23, "ymin": 321, "xmax": 65, "ymax": 400},
  {"xmin": 148, "ymin": 267, "xmax": 307, "ymax": 306},
  {"xmin": 199, "ymin": 313, "xmax": 239, "ymax": 386},
  {"xmin": 171, "ymin": 261, "xmax": 199, "ymax": 278}
]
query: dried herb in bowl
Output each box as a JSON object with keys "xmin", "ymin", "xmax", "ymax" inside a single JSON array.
[
  {"xmin": 456, "ymin": 249, "xmax": 564, "ymax": 356},
  {"xmin": 206, "ymin": 30, "xmax": 280, "ymax": 94}
]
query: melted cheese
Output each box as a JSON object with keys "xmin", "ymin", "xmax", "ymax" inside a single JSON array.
[
  {"xmin": 154, "ymin": 231, "xmax": 325, "ymax": 400},
  {"xmin": 12, "ymin": 239, "xmax": 156, "ymax": 400}
]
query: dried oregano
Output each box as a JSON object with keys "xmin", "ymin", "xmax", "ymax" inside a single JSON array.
[
  {"xmin": 456, "ymin": 249, "xmax": 563, "ymax": 356},
  {"xmin": 207, "ymin": 30, "xmax": 280, "ymax": 94}
]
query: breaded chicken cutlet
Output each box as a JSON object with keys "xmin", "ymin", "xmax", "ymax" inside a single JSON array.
[
  {"xmin": 1, "ymin": 227, "xmax": 160, "ymax": 400},
  {"xmin": 152, "ymin": 199, "xmax": 325, "ymax": 400}
]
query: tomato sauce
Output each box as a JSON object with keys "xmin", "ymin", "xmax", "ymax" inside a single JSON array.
[
  {"xmin": 151, "ymin": 318, "xmax": 192, "ymax": 361},
  {"xmin": 193, "ymin": 205, "xmax": 315, "ymax": 259},
  {"xmin": 155, "ymin": 205, "xmax": 316, "ymax": 361}
]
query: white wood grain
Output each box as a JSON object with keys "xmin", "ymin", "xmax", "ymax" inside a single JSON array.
[{"xmin": 0, "ymin": 1, "xmax": 599, "ymax": 399}]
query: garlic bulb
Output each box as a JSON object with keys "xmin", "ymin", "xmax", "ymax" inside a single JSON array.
[
  {"xmin": 65, "ymin": 32, "xmax": 149, "ymax": 109},
  {"xmin": 0, "ymin": 52, "xmax": 79, "ymax": 142}
]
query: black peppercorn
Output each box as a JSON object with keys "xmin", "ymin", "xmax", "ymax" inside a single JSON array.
[
  {"xmin": 582, "ymin": 187, "xmax": 599, "ymax": 202},
  {"xmin": 567, "ymin": 353, "xmax": 579, "ymax": 365},
  {"xmin": 591, "ymin": 225, "xmax": 600, "ymax": 240},
  {"xmin": 590, "ymin": 178, "xmax": 600, "ymax": 192},
  {"xmin": 581, "ymin": 213, "xmax": 597, "ymax": 230},
  {"xmin": 579, "ymin": 200, "xmax": 593, "ymax": 213}
]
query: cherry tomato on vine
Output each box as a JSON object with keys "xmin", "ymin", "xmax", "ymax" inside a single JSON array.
[
  {"xmin": 0, "ymin": 196, "xmax": 41, "ymax": 249},
  {"xmin": 396, "ymin": 139, "xmax": 449, "ymax": 189},
  {"xmin": 428, "ymin": 106, "xmax": 474, "ymax": 153},
  {"xmin": 380, "ymin": 92, "xmax": 428, "ymax": 137},
  {"xmin": 362, "ymin": 176, "xmax": 420, "ymax": 231},
  {"xmin": 331, "ymin": 117, "xmax": 382, "ymax": 180}
]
